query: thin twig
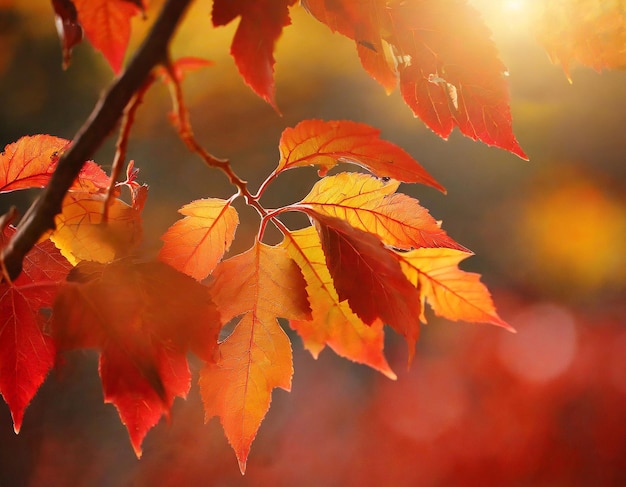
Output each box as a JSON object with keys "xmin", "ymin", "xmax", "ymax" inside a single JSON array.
[{"xmin": 0, "ymin": 0, "xmax": 194, "ymax": 282}]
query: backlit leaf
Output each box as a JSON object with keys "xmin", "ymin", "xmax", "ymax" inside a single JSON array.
[
  {"xmin": 50, "ymin": 190, "xmax": 145, "ymax": 265},
  {"xmin": 212, "ymin": 0, "xmax": 296, "ymax": 110},
  {"xmin": 275, "ymin": 119, "xmax": 444, "ymax": 190},
  {"xmin": 311, "ymin": 213, "xmax": 422, "ymax": 362},
  {"xmin": 52, "ymin": 259, "xmax": 220, "ymax": 456},
  {"xmin": 303, "ymin": 0, "xmax": 527, "ymax": 158},
  {"xmin": 73, "ymin": 0, "xmax": 144, "ymax": 73},
  {"xmin": 396, "ymin": 247, "xmax": 513, "ymax": 330},
  {"xmin": 298, "ymin": 172, "xmax": 464, "ymax": 250},
  {"xmin": 533, "ymin": 0, "xmax": 626, "ymax": 79},
  {"xmin": 159, "ymin": 198, "xmax": 239, "ymax": 281},
  {"xmin": 283, "ymin": 226, "xmax": 396, "ymax": 379},
  {"xmin": 0, "ymin": 135, "xmax": 109, "ymax": 194},
  {"xmin": 200, "ymin": 241, "xmax": 310, "ymax": 473},
  {"xmin": 0, "ymin": 227, "xmax": 71, "ymax": 433}
]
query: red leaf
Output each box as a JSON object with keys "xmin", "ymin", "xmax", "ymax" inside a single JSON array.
[
  {"xmin": 0, "ymin": 227, "xmax": 71, "ymax": 432},
  {"xmin": 302, "ymin": 0, "xmax": 527, "ymax": 158},
  {"xmin": 0, "ymin": 135, "xmax": 110, "ymax": 194},
  {"xmin": 73, "ymin": 0, "xmax": 144, "ymax": 73},
  {"xmin": 52, "ymin": 259, "xmax": 220, "ymax": 456},
  {"xmin": 51, "ymin": 0, "xmax": 84, "ymax": 69},
  {"xmin": 283, "ymin": 226, "xmax": 396, "ymax": 378},
  {"xmin": 311, "ymin": 212, "xmax": 422, "ymax": 362},
  {"xmin": 275, "ymin": 119, "xmax": 444, "ymax": 190},
  {"xmin": 212, "ymin": 0, "xmax": 296, "ymax": 110}
]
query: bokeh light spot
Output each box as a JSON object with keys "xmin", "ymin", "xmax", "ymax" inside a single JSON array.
[{"xmin": 498, "ymin": 303, "xmax": 578, "ymax": 382}]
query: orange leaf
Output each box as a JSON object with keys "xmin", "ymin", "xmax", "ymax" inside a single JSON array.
[
  {"xmin": 200, "ymin": 241, "xmax": 310, "ymax": 473},
  {"xmin": 73, "ymin": 0, "xmax": 144, "ymax": 73},
  {"xmin": 282, "ymin": 226, "xmax": 396, "ymax": 379},
  {"xmin": 311, "ymin": 213, "xmax": 422, "ymax": 362},
  {"xmin": 0, "ymin": 135, "xmax": 109, "ymax": 194},
  {"xmin": 298, "ymin": 172, "xmax": 465, "ymax": 251},
  {"xmin": 0, "ymin": 227, "xmax": 71, "ymax": 433},
  {"xmin": 52, "ymin": 259, "xmax": 220, "ymax": 457},
  {"xmin": 303, "ymin": 0, "xmax": 527, "ymax": 158},
  {"xmin": 275, "ymin": 119, "xmax": 444, "ymax": 189},
  {"xmin": 50, "ymin": 189, "xmax": 145, "ymax": 265},
  {"xmin": 533, "ymin": 0, "xmax": 626, "ymax": 79},
  {"xmin": 159, "ymin": 198, "xmax": 238, "ymax": 281},
  {"xmin": 212, "ymin": 0, "xmax": 296, "ymax": 110},
  {"xmin": 397, "ymin": 247, "xmax": 513, "ymax": 330}
]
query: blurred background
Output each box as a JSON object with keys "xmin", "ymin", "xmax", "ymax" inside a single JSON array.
[{"xmin": 1, "ymin": 0, "xmax": 625, "ymax": 486}]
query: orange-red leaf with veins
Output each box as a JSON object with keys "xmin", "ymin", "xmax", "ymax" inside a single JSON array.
[
  {"xmin": 274, "ymin": 119, "xmax": 444, "ymax": 190},
  {"xmin": 282, "ymin": 226, "xmax": 396, "ymax": 378},
  {"xmin": 297, "ymin": 172, "xmax": 465, "ymax": 251},
  {"xmin": 212, "ymin": 0, "xmax": 296, "ymax": 110},
  {"xmin": 52, "ymin": 259, "xmax": 220, "ymax": 457},
  {"xmin": 0, "ymin": 227, "xmax": 71, "ymax": 433},
  {"xmin": 397, "ymin": 247, "xmax": 513, "ymax": 330},
  {"xmin": 302, "ymin": 0, "xmax": 526, "ymax": 158},
  {"xmin": 200, "ymin": 241, "xmax": 310, "ymax": 473},
  {"xmin": 73, "ymin": 0, "xmax": 144, "ymax": 73},
  {"xmin": 310, "ymin": 212, "xmax": 422, "ymax": 362},
  {"xmin": 159, "ymin": 198, "xmax": 238, "ymax": 281},
  {"xmin": 533, "ymin": 0, "xmax": 626, "ymax": 80},
  {"xmin": 0, "ymin": 135, "xmax": 109, "ymax": 194}
]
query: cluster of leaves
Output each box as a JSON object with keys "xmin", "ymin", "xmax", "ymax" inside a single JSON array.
[{"xmin": 1, "ymin": 0, "xmax": 624, "ymax": 474}]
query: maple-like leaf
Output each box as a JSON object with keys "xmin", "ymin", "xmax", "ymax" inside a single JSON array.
[
  {"xmin": 310, "ymin": 212, "xmax": 422, "ymax": 362},
  {"xmin": 159, "ymin": 198, "xmax": 239, "ymax": 281},
  {"xmin": 0, "ymin": 135, "xmax": 109, "ymax": 194},
  {"xmin": 396, "ymin": 247, "xmax": 513, "ymax": 330},
  {"xmin": 283, "ymin": 226, "xmax": 396, "ymax": 379},
  {"xmin": 52, "ymin": 259, "xmax": 220, "ymax": 457},
  {"xmin": 274, "ymin": 119, "xmax": 445, "ymax": 190},
  {"xmin": 200, "ymin": 241, "xmax": 310, "ymax": 473},
  {"xmin": 212, "ymin": 0, "xmax": 296, "ymax": 110},
  {"xmin": 50, "ymin": 190, "xmax": 145, "ymax": 265},
  {"xmin": 0, "ymin": 227, "xmax": 71, "ymax": 433},
  {"xmin": 296, "ymin": 172, "xmax": 464, "ymax": 251},
  {"xmin": 72, "ymin": 0, "xmax": 144, "ymax": 73},
  {"xmin": 302, "ymin": 0, "xmax": 527, "ymax": 158},
  {"xmin": 533, "ymin": 0, "xmax": 626, "ymax": 80}
]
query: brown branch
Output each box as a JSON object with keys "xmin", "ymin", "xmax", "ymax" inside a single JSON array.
[{"xmin": 0, "ymin": 0, "xmax": 194, "ymax": 282}]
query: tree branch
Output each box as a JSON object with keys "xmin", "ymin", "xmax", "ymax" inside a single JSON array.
[{"xmin": 1, "ymin": 0, "xmax": 193, "ymax": 281}]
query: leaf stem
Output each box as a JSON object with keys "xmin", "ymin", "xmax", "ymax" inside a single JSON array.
[{"xmin": 0, "ymin": 0, "xmax": 194, "ymax": 282}]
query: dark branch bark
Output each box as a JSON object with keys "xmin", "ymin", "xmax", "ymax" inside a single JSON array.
[{"xmin": 1, "ymin": 0, "xmax": 193, "ymax": 281}]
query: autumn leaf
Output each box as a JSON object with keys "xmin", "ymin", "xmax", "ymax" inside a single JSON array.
[
  {"xmin": 296, "ymin": 172, "xmax": 465, "ymax": 251},
  {"xmin": 273, "ymin": 119, "xmax": 444, "ymax": 190},
  {"xmin": 533, "ymin": 0, "xmax": 626, "ymax": 80},
  {"xmin": 302, "ymin": 0, "xmax": 526, "ymax": 158},
  {"xmin": 310, "ymin": 212, "xmax": 422, "ymax": 362},
  {"xmin": 200, "ymin": 241, "xmax": 310, "ymax": 473},
  {"xmin": 212, "ymin": 0, "xmax": 296, "ymax": 110},
  {"xmin": 0, "ymin": 135, "xmax": 109, "ymax": 194},
  {"xmin": 0, "ymin": 226, "xmax": 71, "ymax": 433},
  {"xmin": 396, "ymin": 247, "xmax": 513, "ymax": 330},
  {"xmin": 159, "ymin": 198, "xmax": 239, "ymax": 281},
  {"xmin": 72, "ymin": 0, "xmax": 145, "ymax": 73},
  {"xmin": 52, "ymin": 259, "xmax": 220, "ymax": 457},
  {"xmin": 50, "ymin": 190, "xmax": 145, "ymax": 265},
  {"xmin": 157, "ymin": 57, "xmax": 214, "ymax": 84},
  {"xmin": 51, "ymin": 0, "xmax": 84, "ymax": 69},
  {"xmin": 283, "ymin": 226, "xmax": 396, "ymax": 379}
]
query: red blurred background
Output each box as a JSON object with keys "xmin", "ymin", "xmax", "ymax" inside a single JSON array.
[{"xmin": 1, "ymin": 1, "xmax": 625, "ymax": 486}]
